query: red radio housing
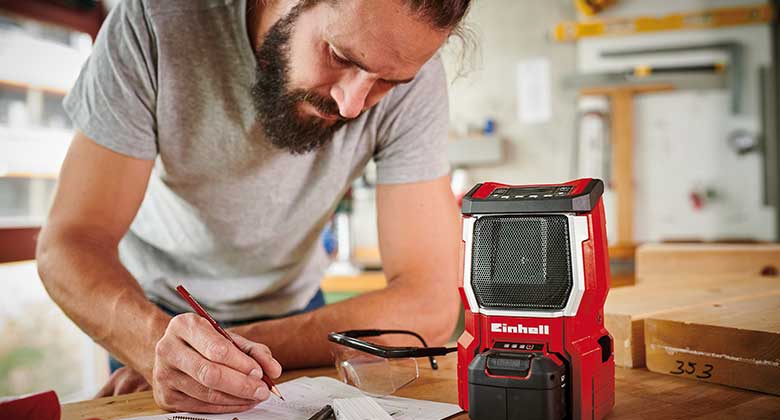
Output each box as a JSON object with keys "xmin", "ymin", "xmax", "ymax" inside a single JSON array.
[{"xmin": 457, "ymin": 178, "xmax": 615, "ymax": 420}]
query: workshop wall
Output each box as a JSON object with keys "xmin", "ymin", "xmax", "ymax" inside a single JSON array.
[
  {"xmin": 437, "ymin": 0, "xmax": 776, "ymax": 243},
  {"xmin": 441, "ymin": 0, "xmax": 579, "ymax": 185},
  {"xmin": 576, "ymin": 0, "xmax": 776, "ymax": 242}
]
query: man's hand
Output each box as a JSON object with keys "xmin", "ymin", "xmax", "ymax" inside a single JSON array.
[
  {"xmin": 151, "ymin": 313, "xmax": 283, "ymax": 413},
  {"xmin": 96, "ymin": 367, "xmax": 150, "ymax": 397}
]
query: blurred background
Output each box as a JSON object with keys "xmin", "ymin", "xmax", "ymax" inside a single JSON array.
[{"xmin": 0, "ymin": 0, "xmax": 778, "ymax": 402}]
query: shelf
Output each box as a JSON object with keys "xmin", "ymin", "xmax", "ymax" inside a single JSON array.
[
  {"xmin": 1, "ymin": 172, "xmax": 58, "ymax": 179},
  {"xmin": 448, "ymin": 136, "xmax": 504, "ymax": 167},
  {"xmin": 321, "ymin": 271, "xmax": 386, "ymax": 293},
  {"xmin": 0, "ymin": 79, "xmax": 68, "ymax": 96}
]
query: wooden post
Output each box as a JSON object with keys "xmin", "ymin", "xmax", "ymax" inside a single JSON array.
[
  {"xmin": 579, "ymin": 84, "xmax": 675, "ymax": 247},
  {"xmin": 611, "ymin": 90, "xmax": 635, "ymax": 246}
]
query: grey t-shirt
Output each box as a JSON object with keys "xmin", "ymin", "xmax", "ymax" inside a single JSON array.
[{"xmin": 63, "ymin": 0, "xmax": 450, "ymax": 320}]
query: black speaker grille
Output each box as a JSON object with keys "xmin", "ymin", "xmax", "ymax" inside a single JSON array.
[{"xmin": 471, "ymin": 215, "xmax": 573, "ymax": 310}]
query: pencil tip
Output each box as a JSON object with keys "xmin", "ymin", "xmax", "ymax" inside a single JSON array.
[{"xmin": 271, "ymin": 386, "xmax": 284, "ymax": 400}]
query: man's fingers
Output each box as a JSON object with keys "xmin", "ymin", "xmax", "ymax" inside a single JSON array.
[
  {"xmin": 173, "ymin": 343, "xmax": 269, "ymax": 400},
  {"xmin": 95, "ymin": 375, "xmax": 117, "ymax": 398},
  {"xmin": 156, "ymin": 390, "xmax": 258, "ymax": 414},
  {"xmin": 172, "ymin": 314, "xmax": 261, "ymax": 375},
  {"xmin": 164, "ymin": 368, "xmax": 261, "ymax": 406},
  {"xmin": 114, "ymin": 374, "xmax": 150, "ymax": 396},
  {"xmin": 231, "ymin": 333, "xmax": 283, "ymax": 379}
]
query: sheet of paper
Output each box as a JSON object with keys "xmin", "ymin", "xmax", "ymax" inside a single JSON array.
[
  {"xmin": 516, "ymin": 57, "xmax": 552, "ymax": 124},
  {"xmin": 121, "ymin": 376, "xmax": 462, "ymax": 420},
  {"xmin": 332, "ymin": 396, "xmax": 393, "ymax": 420}
]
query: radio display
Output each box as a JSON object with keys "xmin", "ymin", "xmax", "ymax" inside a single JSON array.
[{"xmin": 508, "ymin": 187, "xmax": 556, "ymax": 195}]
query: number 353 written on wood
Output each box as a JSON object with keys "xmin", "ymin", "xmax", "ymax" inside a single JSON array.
[{"xmin": 669, "ymin": 360, "xmax": 714, "ymax": 379}]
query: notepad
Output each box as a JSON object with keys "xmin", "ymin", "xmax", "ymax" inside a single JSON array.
[
  {"xmin": 123, "ymin": 376, "xmax": 462, "ymax": 420},
  {"xmin": 332, "ymin": 396, "xmax": 393, "ymax": 420}
]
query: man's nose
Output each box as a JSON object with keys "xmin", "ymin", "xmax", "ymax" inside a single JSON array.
[{"xmin": 331, "ymin": 71, "xmax": 374, "ymax": 119}]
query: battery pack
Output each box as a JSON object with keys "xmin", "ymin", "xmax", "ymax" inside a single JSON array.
[{"xmin": 467, "ymin": 351, "xmax": 567, "ymax": 420}]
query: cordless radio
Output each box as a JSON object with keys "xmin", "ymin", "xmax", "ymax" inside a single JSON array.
[{"xmin": 457, "ymin": 178, "xmax": 615, "ymax": 420}]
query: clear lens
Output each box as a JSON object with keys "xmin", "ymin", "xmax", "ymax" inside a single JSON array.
[{"xmin": 335, "ymin": 353, "xmax": 419, "ymax": 396}]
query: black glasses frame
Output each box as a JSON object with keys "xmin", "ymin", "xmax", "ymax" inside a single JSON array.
[{"xmin": 327, "ymin": 329, "xmax": 457, "ymax": 370}]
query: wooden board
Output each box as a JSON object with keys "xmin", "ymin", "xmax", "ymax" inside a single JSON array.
[
  {"xmin": 635, "ymin": 244, "xmax": 780, "ymax": 282},
  {"xmin": 61, "ymin": 352, "xmax": 780, "ymax": 420},
  {"xmin": 605, "ymin": 276, "xmax": 780, "ymax": 368},
  {"xmin": 320, "ymin": 271, "xmax": 386, "ymax": 293},
  {"xmin": 645, "ymin": 292, "xmax": 780, "ymax": 395}
]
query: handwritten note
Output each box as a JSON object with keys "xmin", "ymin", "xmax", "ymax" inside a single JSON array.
[{"xmin": 122, "ymin": 376, "xmax": 462, "ymax": 420}]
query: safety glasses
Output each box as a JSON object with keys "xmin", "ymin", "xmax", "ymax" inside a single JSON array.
[{"xmin": 327, "ymin": 329, "xmax": 457, "ymax": 396}]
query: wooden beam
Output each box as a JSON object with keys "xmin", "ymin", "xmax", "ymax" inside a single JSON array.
[
  {"xmin": 579, "ymin": 84, "xmax": 676, "ymax": 96},
  {"xmin": 612, "ymin": 90, "xmax": 634, "ymax": 246},
  {"xmin": 645, "ymin": 292, "xmax": 780, "ymax": 395},
  {"xmin": 636, "ymin": 243, "xmax": 780, "ymax": 282},
  {"xmin": 579, "ymin": 84, "xmax": 675, "ymax": 247},
  {"xmin": 605, "ymin": 276, "xmax": 780, "ymax": 368},
  {"xmin": 320, "ymin": 272, "xmax": 386, "ymax": 293}
]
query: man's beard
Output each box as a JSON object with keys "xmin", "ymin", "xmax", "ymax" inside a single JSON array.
[{"xmin": 250, "ymin": 5, "xmax": 348, "ymax": 154}]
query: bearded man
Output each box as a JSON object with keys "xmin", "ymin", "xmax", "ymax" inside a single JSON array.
[{"xmin": 37, "ymin": 0, "xmax": 470, "ymax": 413}]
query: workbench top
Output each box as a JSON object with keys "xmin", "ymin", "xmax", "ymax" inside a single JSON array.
[{"xmin": 62, "ymin": 351, "xmax": 780, "ymax": 420}]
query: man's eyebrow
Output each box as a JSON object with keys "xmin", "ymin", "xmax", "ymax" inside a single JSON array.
[{"xmin": 335, "ymin": 45, "xmax": 415, "ymax": 84}]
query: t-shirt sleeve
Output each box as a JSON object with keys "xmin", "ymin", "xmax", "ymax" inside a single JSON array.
[
  {"xmin": 373, "ymin": 55, "xmax": 450, "ymax": 184},
  {"xmin": 63, "ymin": 0, "xmax": 158, "ymax": 160}
]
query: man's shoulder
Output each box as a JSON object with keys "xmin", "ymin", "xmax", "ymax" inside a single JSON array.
[{"xmin": 139, "ymin": 0, "xmax": 236, "ymax": 17}]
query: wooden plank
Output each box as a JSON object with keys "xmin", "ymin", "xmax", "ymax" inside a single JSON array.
[
  {"xmin": 320, "ymin": 272, "xmax": 386, "ymax": 293},
  {"xmin": 609, "ymin": 243, "xmax": 637, "ymax": 260},
  {"xmin": 612, "ymin": 90, "xmax": 634, "ymax": 247},
  {"xmin": 1, "ymin": 172, "xmax": 59, "ymax": 180},
  {"xmin": 579, "ymin": 84, "xmax": 676, "ymax": 96},
  {"xmin": 353, "ymin": 246, "xmax": 382, "ymax": 269},
  {"xmin": 636, "ymin": 243, "xmax": 780, "ymax": 282},
  {"xmin": 605, "ymin": 276, "xmax": 780, "ymax": 368},
  {"xmin": 553, "ymin": 4, "xmax": 773, "ymax": 42},
  {"xmin": 645, "ymin": 292, "xmax": 780, "ymax": 395},
  {"xmin": 0, "ymin": 79, "xmax": 68, "ymax": 97}
]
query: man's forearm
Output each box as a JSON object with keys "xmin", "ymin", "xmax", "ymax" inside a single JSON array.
[
  {"xmin": 231, "ymin": 275, "xmax": 460, "ymax": 369},
  {"xmin": 37, "ymin": 228, "xmax": 169, "ymax": 380}
]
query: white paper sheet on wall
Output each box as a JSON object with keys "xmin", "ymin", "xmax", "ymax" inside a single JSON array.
[
  {"xmin": 122, "ymin": 376, "xmax": 462, "ymax": 420},
  {"xmin": 516, "ymin": 57, "xmax": 552, "ymax": 124}
]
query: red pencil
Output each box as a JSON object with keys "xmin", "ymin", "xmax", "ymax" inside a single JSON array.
[{"xmin": 175, "ymin": 285, "xmax": 284, "ymax": 400}]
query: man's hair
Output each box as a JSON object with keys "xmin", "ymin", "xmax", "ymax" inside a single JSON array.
[
  {"xmin": 299, "ymin": 0, "xmax": 472, "ymax": 31},
  {"xmin": 401, "ymin": 0, "xmax": 472, "ymax": 31}
]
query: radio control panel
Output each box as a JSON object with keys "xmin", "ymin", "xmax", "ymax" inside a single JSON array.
[
  {"xmin": 461, "ymin": 178, "xmax": 603, "ymax": 214},
  {"xmin": 487, "ymin": 185, "xmax": 574, "ymax": 200}
]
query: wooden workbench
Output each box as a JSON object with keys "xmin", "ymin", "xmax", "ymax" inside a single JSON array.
[{"xmin": 62, "ymin": 351, "xmax": 780, "ymax": 420}]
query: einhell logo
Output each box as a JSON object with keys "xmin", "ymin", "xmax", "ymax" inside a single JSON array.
[{"xmin": 491, "ymin": 323, "xmax": 550, "ymax": 335}]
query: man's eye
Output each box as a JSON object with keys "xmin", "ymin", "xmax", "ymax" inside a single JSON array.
[{"xmin": 328, "ymin": 46, "xmax": 350, "ymax": 66}]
